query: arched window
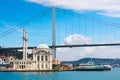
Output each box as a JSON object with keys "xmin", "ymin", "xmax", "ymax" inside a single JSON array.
[
  {"xmin": 24, "ymin": 65, "xmax": 25, "ymax": 68},
  {"xmin": 41, "ymin": 63, "xmax": 44, "ymax": 69},
  {"xmin": 41, "ymin": 56, "xmax": 44, "ymax": 61},
  {"xmin": 37, "ymin": 64, "xmax": 39, "ymax": 68},
  {"xmin": 45, "ymin": 56, "xmax": 48, "ymax": 61},
  {"xmin": 37, "ymin": 56, "xmax": 39, "ymax": 61},
  {"xmin": 20, "ymin": 65, "xmax": 21, "ymax": 69},
  {"xmin": 22, "ymin": 65, "xmax": 24, "ymax": 69}
]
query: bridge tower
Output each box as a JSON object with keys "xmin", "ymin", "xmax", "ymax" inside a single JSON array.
[
  {"xmin": 52, "ymin": 6, "xmax": 56, "ymax": 59},
  {"xmin": 23, "ymin": 29, "xmax": 28, "ymax": 60}
]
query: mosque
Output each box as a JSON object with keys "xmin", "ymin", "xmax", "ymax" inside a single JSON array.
[
  {"xmin": 8, "ymin": 29, "xmax": 53, "ymax": 71},
  {"xmin": 9, "ymin": 43, "xmax": 53, "ymax": 71},
  {"xmin": 5, "ymin": 29, "xmax": 61, "ymax": 71}
]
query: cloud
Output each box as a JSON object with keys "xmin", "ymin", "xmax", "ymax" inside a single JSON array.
[
  {"xmin": 89, "ymin": 46, "xmax": 120, "ymax": 58},
  {"xmin": 26, "ymin": 0, "xmax": 120, "ymax": 17},
  {"xmin": 64, "ymin": 34, "xmax": 92, "ymax": 45},
  {"xmin": 57, "ymin": 34, "xmax": 120, "ymax": 61}
]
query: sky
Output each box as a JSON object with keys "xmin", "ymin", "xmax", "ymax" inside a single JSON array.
[{"xmin": 1, "ymin": 0, "xmax": 120, "ymax": 61}]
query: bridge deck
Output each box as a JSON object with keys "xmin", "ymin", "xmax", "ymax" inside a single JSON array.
[{"xmin": 0, "ymin": 43, "xmax": 120, "ymax": 50}]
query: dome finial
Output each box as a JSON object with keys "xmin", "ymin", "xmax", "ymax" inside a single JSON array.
[{"xmin": 41, "ymin": 41, "xmax": 44, "ymax": 44}]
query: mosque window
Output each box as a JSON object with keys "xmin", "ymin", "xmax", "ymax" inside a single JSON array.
[
  {"xmin": 37, "ymin": 56, "xmax": 40, "ymax": 61},
  {"xmin": 41, "ymin": 63, "xmax": 44, "ymax": 69},
  {"xmin": 46, "ymin": 64, "xmax": 47, "ymax": 69},
  {"xmin": 41, "ymin": 56, "xmax": 44, "ymax": 61},
  {"xmin": 20, "ymin": 65, "xmax": 21, "ymax": 69},
  {"xmin": 45, "ymin": 56, "xmax": 48, "ymax": 61},
  {"xmin": 37, "ymin": 64, "xmax": 39, "ymax": 68},
  {"xmin": 22, "ymin": 65, "xmax": 24, "ymax": 69},
  {"xmin": 24, "ymin": 65, "xmax": 25, "ymax": 68}
]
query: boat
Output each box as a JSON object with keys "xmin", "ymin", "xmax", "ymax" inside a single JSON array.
[{"xmin": 73, "ymin": 61, "xmax": 112, "ymax": 71}]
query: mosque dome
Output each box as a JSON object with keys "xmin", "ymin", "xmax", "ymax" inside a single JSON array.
[{"xmin": 37, "ymin": 42, "xmax": 49, "ymax": 48}]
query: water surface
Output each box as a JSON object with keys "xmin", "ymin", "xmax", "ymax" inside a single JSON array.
[{"xmin": 0, "ymin": 68, "xmax": 120, "ymax": 80}]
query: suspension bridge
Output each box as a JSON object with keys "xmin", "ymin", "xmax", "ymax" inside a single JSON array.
[{"xmin": 1, "ymin": 7, "xmax": 120, "ymax": 58}]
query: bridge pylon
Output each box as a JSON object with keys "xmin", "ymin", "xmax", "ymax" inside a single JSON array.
[{"xmin": 52, "ymin": 6, "xmax": 56, "ymax": 59}]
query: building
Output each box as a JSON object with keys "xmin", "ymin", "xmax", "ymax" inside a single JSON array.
[
  {"xmin": 10, "ymin": 43, "xmax": 53, "ymax": 71},
  {"xmin": 52, "ymin": 58, "xmax": 60, "ymax": 65},
  {"xmin": 0, "ymin": 56, "xmax": 10, "ymax": 70},
  {"xmin": 32, "ymin": 43, "xmax": 53, "ymax": 70},
  {"xmin": 59, "ymin": 64, "xmax": 73, "ymax": 71}
]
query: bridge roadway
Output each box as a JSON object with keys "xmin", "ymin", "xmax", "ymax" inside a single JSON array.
[{"xmin": 0, "ymin": 43, "xmax": 120, "ymax": 50}]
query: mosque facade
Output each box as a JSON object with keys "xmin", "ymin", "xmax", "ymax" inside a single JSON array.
[{"xmin": 10, "ymin": 43, "xmax": 53, "ymax": 71}]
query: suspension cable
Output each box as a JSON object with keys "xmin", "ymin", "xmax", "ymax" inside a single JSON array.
[{"xmin": 0, "ymin": 8, "xmax": 51, "ymax": 38}]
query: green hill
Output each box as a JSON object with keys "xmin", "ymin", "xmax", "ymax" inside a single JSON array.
[{"xmin": 61, "ymin": 58, "xmax": 120, "ymax": 67}]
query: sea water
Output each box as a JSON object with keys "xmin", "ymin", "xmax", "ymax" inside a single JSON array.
[{"xmin": 0, "ymin": 68, "xmax": 120, "ymax": 80}]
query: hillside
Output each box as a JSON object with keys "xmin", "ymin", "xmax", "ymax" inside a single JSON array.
[{"xmin": 61, "ymin": 58, "xmax": 120, "ymax": 67}]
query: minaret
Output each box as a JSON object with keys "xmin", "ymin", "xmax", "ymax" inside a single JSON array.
[{"xmin": 23, "ymin": 29, "xmax": 28, "ymax": 60}]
